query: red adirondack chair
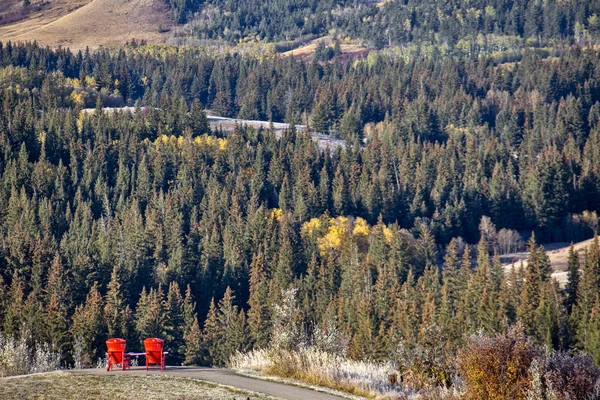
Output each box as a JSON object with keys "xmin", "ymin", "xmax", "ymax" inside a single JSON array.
[
  {"xmin": 106, "ymin": 338, "xmax": 131, "ymax": 371},
  {"xmin": 144, "ymin": 338, "xmax": 168, "ymax": 371}
]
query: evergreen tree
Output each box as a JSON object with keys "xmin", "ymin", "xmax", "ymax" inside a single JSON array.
[
  {"xmin": 247, "ymin": 251, "xmax": 271, "ymax": 348},
  {"xmin": 3, "ymin": 272, "xmax": 25, "ymax": 338},
  {"xmin": 104, "ymin": 265, "xmax": 124, "ymax": 338},
  {"xmin": 45, "ymin": 253, "xmax": 71, "ymax": 358},
  {"xmin": 165, "ymin": 282, "xmax": 185, "ymax": 364},
  {"xmin": 565, "ymin": 244, "xmax": 580, "ymax": 314},
  {"xmin": 71, "ymin": 282, "xmax": 106, "ymax": 367}
]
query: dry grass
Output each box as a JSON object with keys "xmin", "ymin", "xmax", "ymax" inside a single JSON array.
[
  {"xmin": 0, "ymin": 371, "xmax": 274, "ymax": 400},
  {"xmin": 0, "ymin": 0, "xmax": 172, "ymax": 51},
  {"xmin": 501, "ymin": 238, "xmax": 593, "ymax": 286},
  {"xmin": 282, "ymin": 36, "xmax": 368, "ymax": 61},
  {"xmin": 230, "ymin": 347, "xmax": 409, "ymax": 399},
  {"xmin": 0, "ymin": 0, "xmax": 91, "ymax": 30}
]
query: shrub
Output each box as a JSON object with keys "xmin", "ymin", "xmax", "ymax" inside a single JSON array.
[
  {"xmin": 457, "ymin": 325, "xmax": 540, "ymax": 400},
  {"xmin": 0, "ymin": 333, "xmax": 31, "ymax": 377},
  {"xmin": 534, "ymin": 351, "xmax": 600, "ymax": 400},
  {"xmin": 0, "ymin": 331, "xmax": 60, "ymax": 377},
  {"xmin": 396, "ymin": 325, "xmax": 455, "ymax": 391}
]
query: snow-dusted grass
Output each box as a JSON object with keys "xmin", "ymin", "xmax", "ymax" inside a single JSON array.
[
  {"xmin": 0, "ymin": 371, "xmax": 275, "ymax": 400},
  {"xmin": 230, "ymin": 347, "xmax": 409, "ymax": 399}
]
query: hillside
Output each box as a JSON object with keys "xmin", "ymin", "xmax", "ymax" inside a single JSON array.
[
  {"xmin": 501, "ymin": 238, "xmax": 594, "ymax": 285},
  {"xmin": 0, "ymin": 0, "xmax": 172, "ymax": 50}
]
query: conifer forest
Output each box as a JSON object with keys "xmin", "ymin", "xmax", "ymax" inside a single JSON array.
[{"xmin": 2, "ymin": 0, "xmax": 600, "ymax": 397}]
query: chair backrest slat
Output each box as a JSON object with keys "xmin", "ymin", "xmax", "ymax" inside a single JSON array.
[
  {"xmin": 144, "ymin": 338, "xmax": 164, "ymax": 365},
  {"xmin": 106, "ymin": 338, "xmax": 127, "ymax": 363}
]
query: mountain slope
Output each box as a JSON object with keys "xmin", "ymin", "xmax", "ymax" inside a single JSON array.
[{"xmin": 0, "ymin": 0, "xmax": 172, "ymax": 50}]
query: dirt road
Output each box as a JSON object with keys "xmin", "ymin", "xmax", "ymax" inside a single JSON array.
[{"xmin": 71, "ymin": 367, "xmax": 347, "ymax": 400}]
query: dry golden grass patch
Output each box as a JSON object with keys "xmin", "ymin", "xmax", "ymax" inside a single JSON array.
[
  {"xmin": 0, "ymin": 0, "xmax": 172, "ymax": 51},
  {"xmin": 231, "ymin": 348, "xmax": 406, "ymax": 399},
  {"xmin": 501, "ymin": 237, "xmax": 593, "ymax": 286},
  {"xmin": 281, "ymin": 36, "xmax": 367, "ymax": 59},
  {"xmin": 0, "ymin": 371, "xmax": 273, "ymax": 400}
]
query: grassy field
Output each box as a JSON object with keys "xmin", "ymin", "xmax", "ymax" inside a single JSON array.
[
  {"xmin": 0, "ymin": 0, "xmax": 172, "ymax": 50},
  {"xmin": 0, "ymin": 371, "xmax": 275, "ymax": 400},
  {"xmin": 281, "ymin": 36, "xmax": 369, "ymax": 61}
]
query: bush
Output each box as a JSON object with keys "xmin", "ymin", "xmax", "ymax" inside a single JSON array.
[
  {"xmin": 0, "ymin": 332, "xmax": 60, "ymax": 377},
  {"xmin": 534, "ymin": 351, "xmax": 600, "ymax": 400},
  {"xmin": 396, "ymin": 325, "xmax": 455, "ymax": 391},
  {"xmin": 457, "ymin": 325, "xmax": 540, "ymax": 400}
]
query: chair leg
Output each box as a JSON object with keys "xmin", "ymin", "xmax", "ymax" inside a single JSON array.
[{"xmin": 146, "ymin": 356, "xmax": 149, "ymax": 371}]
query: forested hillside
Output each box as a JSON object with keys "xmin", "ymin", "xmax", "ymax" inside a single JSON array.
[
  {"xmin": 0, "ymin": 40, "xmax": 599, "ymax": 390},
  {"xmin": 2, "ymin": 0, "xmax": 600, "ymax": 392},
  {"xmin": 178, "ymin": 0, "xmax": 600, "ymax": 51}
]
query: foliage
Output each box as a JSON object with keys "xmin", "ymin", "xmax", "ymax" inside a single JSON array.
[
  {"xmin": 457, "ymin": 325, "xmax": 540, "ymax": 400},
  {"xmin": 0, "ymin": 331, "xmax": 60, "ymax": 377}
]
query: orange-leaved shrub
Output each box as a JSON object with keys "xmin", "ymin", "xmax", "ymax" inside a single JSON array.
[{"xmin": 457, "ymin": 324, "xmax": 540, "ymax": 400}]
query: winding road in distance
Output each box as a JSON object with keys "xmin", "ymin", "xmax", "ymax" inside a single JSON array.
[{"xmin": 72, "ymin": 367, "xmax": 348, "ymax": 400}]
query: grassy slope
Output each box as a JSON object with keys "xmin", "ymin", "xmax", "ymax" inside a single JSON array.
[
  {"xmin": 501, "ymin": 237, "xmax": 594, "ymax": 285},
  {"xmin": 281, "ymin": 36, "xmax": 368, "ymax": 61},
  {"xmin": 0, "ymin": 371, "xmax": 275, "ymax": 400},
  {"xmin": 0, "ymin": 0, "xmax": 172, "ymax": 50}
]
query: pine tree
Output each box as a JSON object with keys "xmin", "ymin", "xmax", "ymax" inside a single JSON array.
[
  {"xmin": 534, "ymin": 281, "xmax": 563, "ymax": 349},
  {"xmin": 575, "ymin": 236, "xmax": 600, "ymax": 350},
  {"xmin": 165, "ymin": 282, "xmax": 185, "ymax": 364},
  {"xmin": 189, "ymin": 99, "xmax": 209, "ymax": 137},
  {"xmin": 518, "ymin": 234, "xmax": 551, "ymax": 336},
  {"xmin": 201, "ymin": 298, "xmax": 219, "ymax": 365},
  {"xmin": 247, "ymin": 251, "xmax": 271, "ymax": 348},
  {"xmin": 3, "ymin": 272, "xmax": 25, "ymax": 337},
  {"xmin": 332, "ymin": 165, "xmax": 348, "ymax": 216},
  {"xmin": 565, "ymin": 243, "xmax": 580, "ymax": 314},
  {"xmin": 184, "ymin": 317, "xmax": 203, "ymax": 365},
  {"xmin": 215, "ymin": 287, "xmax": 247, "ymax": 366},
  {"xmin": 349, "ymin": 296, "xmax": 374, "ymax": 360},
  {"xmin": 183, "ymin": 285, "xmax": 202, "ymax": 365},
  {"xmin": 440, "ymin": 239, "xmax": 462, "ymax": 340},
  {"xmin": 22, "ymin": 289, "xmax": 46, "ymax": 348},
  {"xmin": 45, "ymin": 253, "xmax": 71, "ymax": 358},
  {"xmin": 71, "ymin": 282, "xmax": 106, "ymax": 367},
  {"xmin": 135, "ymin": 286, "xmax": 167, "ymax": 343},
  {"xmin": 585, "ymin": 295, "xmax": 600, "ymax": 364},
  {"xmin": 104, "ymin": 265, "xmax": 124, "ymax": 338}
]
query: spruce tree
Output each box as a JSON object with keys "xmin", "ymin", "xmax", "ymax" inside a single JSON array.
[
  {"xmin": 247, "ymin": 251, "xmax": 271, "ymax": 348},
  {"xmin": 104, "ymin": 265, "xmax": 124, "ymax": 338},
  {"xmin": 3, "ymin": 272, "xmax": 25, "ymax": 337},
  {"xmin": 183, "ymin": 285, "xmax": 202, "ymax": 365},
  {"xmin": 71, "ymin": 282, "xmax": 106, "ymax": 367},
  {"xmin": 565, "ymin": 243, "xmax": 580, "ymax": 314},
  {"xmin": 45, "ymin": 253, "xmax": 70, "ymax": 358},
  {"xmin": 165, "ymin": 282, "xmax": 185, "ymax": 364},
  {"xmin": 201, "ymin": 298, "xmax": 219, "ymax": 365}
]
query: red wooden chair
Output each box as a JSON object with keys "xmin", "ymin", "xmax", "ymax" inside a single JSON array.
[
  {"xmin": 143, "ymin": 338, "xmax": 168, "ymax": 371},
  {"xmin": 106, "ymin": 338, "xmax": 131, "ymax": 371}
]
